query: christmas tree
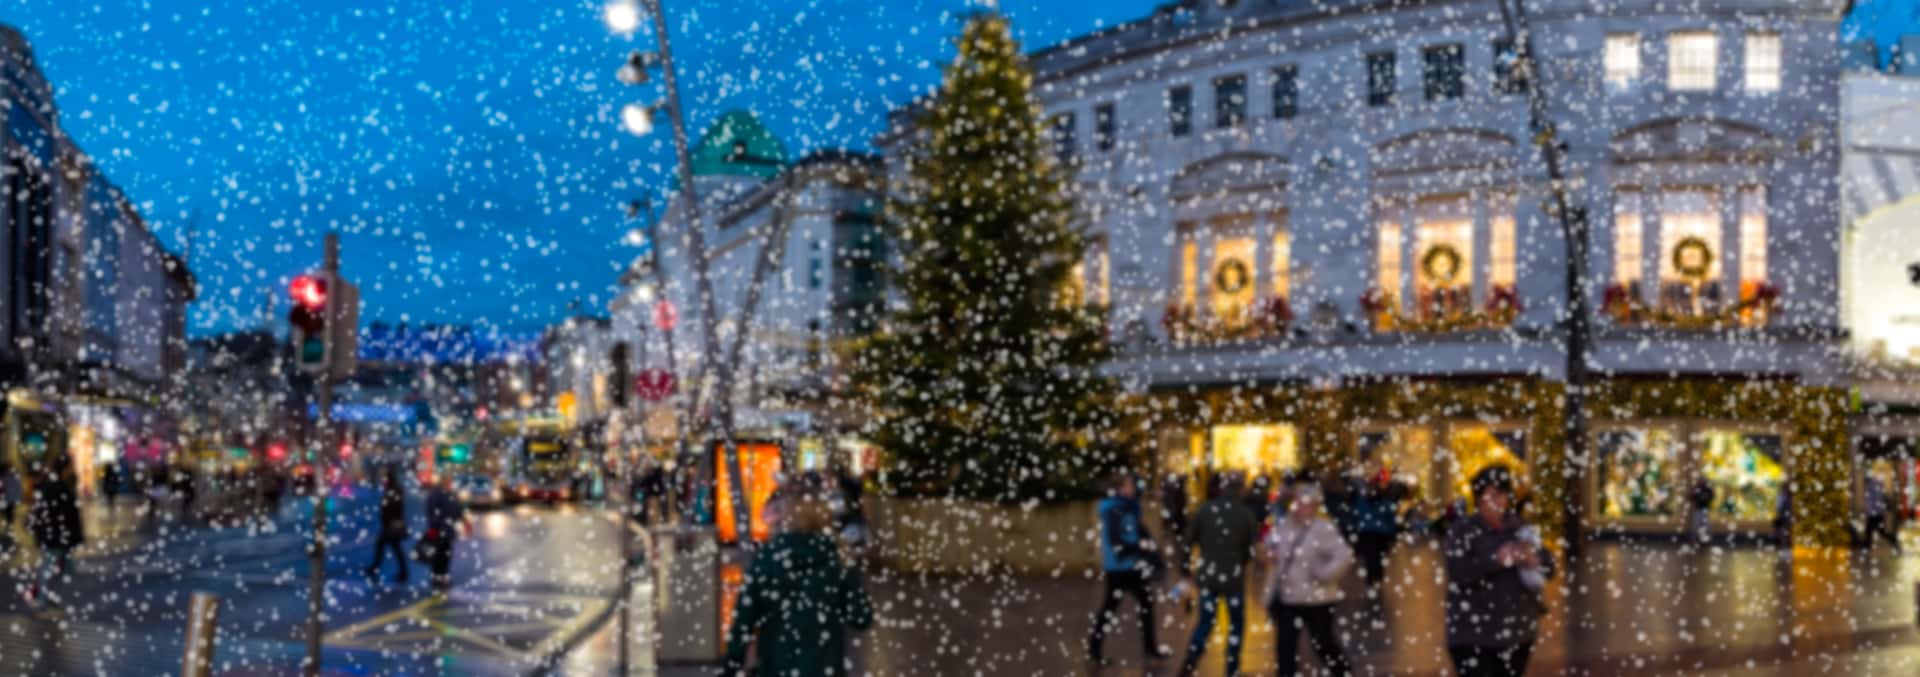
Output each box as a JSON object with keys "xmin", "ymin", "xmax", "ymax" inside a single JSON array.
[{"xmin": 853, "ymin": 12, "xmax": 1122, "ymax": 503}]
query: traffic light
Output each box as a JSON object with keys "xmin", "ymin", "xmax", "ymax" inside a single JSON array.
[
  {"xmin": 286, "ymin": 272, "xmax": 360, "ymax": 376},
  {"xmin": 288, "ymin": 274, "xmax": 329, "ymax": 371}
]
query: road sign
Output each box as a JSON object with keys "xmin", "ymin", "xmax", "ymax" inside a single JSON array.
[
  {"xmin": 635, "ymin": 369, "xmax": 676, "ymax": 401},
  {"xmin": 652, "ymin": 299, "xmax": 678, "ymax": 331}
]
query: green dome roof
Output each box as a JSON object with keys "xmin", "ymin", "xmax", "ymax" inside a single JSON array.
[{"xmin": 690, "ymin": 110, "xmax": 788, "ymax": 179}]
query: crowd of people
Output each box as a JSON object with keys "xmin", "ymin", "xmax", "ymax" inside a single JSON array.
[{"xmin": 1093, "ymin": 465, "xmax": 1554, "ymax": 677}]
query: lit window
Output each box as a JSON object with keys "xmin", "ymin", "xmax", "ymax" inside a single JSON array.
[
  {"xmin": 1613, "ymin": 190, "xmax": 1644, "ymax": 286},
  {"xmin": 1657, "ymin": 189, "xmax": 1720, "ymax": 283},
  {"xmin": 1745, "ymin": 33, "xmax": 1781, "ymax": 93},
  {"xmin": 1413, "ymin": 196, "xmax": 1473, "ymax": 300},
  {"xmin": 1605, "ymin": 34, "xmax": 1640, "ymax": 91},
  {"xmin": 1377, "ymin": 219, "xmax": 1403, "ymax": 308},
  {"xmin": 1739, "ymin": 187, "xmax": 1766, "ymax": 285},
  {"xmin": 1490, "ymin": 194, "xmax": 1517, "ymax": 288},
  {"xmin": 1668, "ymin": 31, "xmax": 1718, "ymax": 91},
  {"xmin": 1270, "ymin": 212, "xmax": 1291, "ymax": 299},
  {"xmin": 1209, "ymin": 214, "xmax": 1256, "ymax": 329}
]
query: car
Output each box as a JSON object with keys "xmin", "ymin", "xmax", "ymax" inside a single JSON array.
[
  {"xmin": 512, "ymin": 476, "xmax": 573, "ymax": 504},
  {"xmin": 453, "ymin": 474, "xmax": 504, "ymax": 509}
]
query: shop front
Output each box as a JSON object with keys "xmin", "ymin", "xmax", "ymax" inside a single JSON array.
[
  {"xmin": 1352, "ymin": 421, "xmax": 1529, "ymax": 524},
  {"xmin": 1587, "ymin": 422, "xmax": 1787, "ymax": 534}
]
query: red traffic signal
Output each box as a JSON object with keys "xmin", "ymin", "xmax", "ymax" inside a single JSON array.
[{"xmin": 290, "ymin": 274, "xmax": 328, "ymax": 310}]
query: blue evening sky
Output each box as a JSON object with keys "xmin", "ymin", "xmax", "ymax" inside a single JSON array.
[{"xmin": 0, "ymin": 1, "xmax": 1900, "ymax": 335}]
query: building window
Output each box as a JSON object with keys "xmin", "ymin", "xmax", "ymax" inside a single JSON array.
[
  {"xmin": 1178, "ymin": 223, "xmax": 1198, "ymax": 307},
  {"xmin": 1493, "ymin": 39, "xmax": 1528, "ymax": 95},
  {"xmin": 1168, "ymin": 85, "xmax": 1193, "ymax": 137},
  {"xmin": 1745, "ymin": 32, "xmax": 1781, "ymax": 93},
  {"xmin": 1739, "ymin": 187, "xmax": 1767, "ymax": 287},
  {"xmin": 1411, "ymin": 197, "xmax": 1473, "ymax": 318},
  {"xmin": 808, "ymin": 257, "xmax": 824, "ymax": 290},
  {"xmin": 1594, "ymin": 427, "xmax": 1684, "ymax": 521},
  {"xmin": 1271, "ymin": 65, "xmax": 1299, "ymax": 119},
  {"xmin": 1048, "ymin": 112, "xmax": 1076, "ymax": 163},
  {"xmin": 1366, "ymin": 52, "xmax": 1396, "ymax": 107},
  {"xmin": 1271, "ymin": 223, "xmax": 1291, "ymax": 300},
  {"xmin": 1214, "ymin": 74, "xmax": 1247, "ymax": 128},
  {"xmin": 1376, "ymin": 219, "xmax": 1403, "ymax": 309},
  {"xmin": 1423, "ymin": 44, "xmax": 1465, "ymax": 102},
  {"xmin": 1490, "ymin": 194, "xmax": 1517, "ymax": 288},
  {"xmin": 1657, "ymin": 189, "xmax": 1720, "ymax": 284},
  {"xmin": 1605, "ymin": 33, "xmax": 1641, "ymax": 91},
  {"xmin": 1613, "ymin": 190, "xmax": 1644, "ymax": 287},
  {"xmin": 1094, "ymin": 102, "xmax": 1116, "ymax": 152},
  {"xmin": 1668, "ymin": 31, "xmax": 1718, "ymax": 91}
]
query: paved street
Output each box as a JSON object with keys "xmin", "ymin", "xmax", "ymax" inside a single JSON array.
[
  {"xmin": 587, "ymin": 538, "xmax": 1920, "ymax": 677},
  {"xmin": 0, "ymin": 484, "xmax": 631, "ymax": 675}
]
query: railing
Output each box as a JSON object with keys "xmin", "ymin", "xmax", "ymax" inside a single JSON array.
[
  {"xmin": 1601, "ymin": 280, "xmax": 1777, "ymax": 329},
  {"xmin": 1160, "ymin": 296, "xmax": 1295, "ymax": 346},
  {"xmin": 1360, "ymin": 284, "xmax": 1522, "ymax": 333}
]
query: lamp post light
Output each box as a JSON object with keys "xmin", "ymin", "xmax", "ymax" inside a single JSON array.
[{"xmin": 607, "ymin": 0, "xmax": 752, "ymax": 668}]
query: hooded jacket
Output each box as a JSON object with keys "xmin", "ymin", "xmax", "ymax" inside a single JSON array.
[
  {"xmin": 1262, "ymin": 515, "xmax": 1354, "ymax": 607},
  {"xmin": 724, "ymin": 530, "xmax": 874, "ymax": 676},
  {"xmin": 1443, "ymin": 513, "xmax": 1555, "ymax": 648},
  {"xmin": 1097, "ymin": 495, "xmax": 1147, "ymax": 573}
]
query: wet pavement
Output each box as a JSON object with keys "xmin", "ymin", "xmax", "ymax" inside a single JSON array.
[
  {"xmin": 597, "ymin": 537, "xmax": 1920, "ymax": 677},
  {"xmin": 0, "ymin": 484, "xmax": 629, "ymax": 675}
]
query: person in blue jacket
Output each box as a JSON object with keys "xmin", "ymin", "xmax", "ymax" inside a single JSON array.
[{"xmin": 1087, "ymin": 472, "xmax": 1166, "ymax": 666}]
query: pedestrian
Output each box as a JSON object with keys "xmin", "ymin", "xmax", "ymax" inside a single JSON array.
[
  {"xmin": 1351, "ymin": 475, "xmax": 1402, "ymax": 591},
  {"xmin": 175, "ymin": 464, "xmax": 197, "ymax": 521},
  {"xmin": 1244, "ymin": 474, "xmax": 1273, "ymax": 527},
  {"xmin": 1444, "ymin": 466, "xmax": 1554, "ymax": 677},
  {"xmin": 101, "ymin": 462, "xmax": 121, "ymax": 505},
  {"xmin": 1863, "ymin": 474, "xmax": 1901, "ymax": 553},
  {"xmin": 421, "ymin": 474, "xmax": 468, "ymax": 592},
  {"xmin": 1178, "ymin": 473, "xmax": 1258, "ymax": 677},
  {"xmin": 1262, "ymin": 483, "xmax": 1354, "ymax": 677},
  {"xmin": 0, "ymin": 464, "xmax": 19, "ymax": 553},
  {"xmin": 1088, "ymin": 473, "xmax": 1166, "ymax": 666},
  {"xmin": 832, "ymin": 462, "xmax": 867, "ymax": 546},
  {"xmin": 1687, "ymin": 477, "xmax": 1714, "ymax": 545},
  {"xmin": 723, "ymin": 484, "xmax": 873, "ymax": 676},
  {"xmin": 25, "ymin": 462, "xmax": 83, "ymax": 609},
  {"xmin": 364, "ymin": 468, "xmax": 410, "ymax": 584},
  {"xmin": 1160, "ymin": 472, "xmax": 1189, "ymax": 550}
]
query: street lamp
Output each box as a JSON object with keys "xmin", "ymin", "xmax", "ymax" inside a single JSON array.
[
  {"xmin": 620, "ymin": 102, "xmax": 659, "ymax": 137},
  {"xmin": 603, "ymin": 0, "xmax": 641, "ymax": 34}
]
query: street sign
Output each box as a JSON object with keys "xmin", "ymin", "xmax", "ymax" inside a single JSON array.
[
  {"xmin": 652, "ymin": 299, "xmax": 678, "ymax": 331},
  {"xmin": 635, "ymin": 369, "xmax": 676, "ymax": 401}
]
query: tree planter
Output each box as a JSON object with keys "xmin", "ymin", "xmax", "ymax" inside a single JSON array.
[{"xmin": 870, "ymin": 496, "xmax": 1099, "ymax": 577}]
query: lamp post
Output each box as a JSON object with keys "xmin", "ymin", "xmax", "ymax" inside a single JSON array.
[
  {"xmin": 1496, "ymin": 0, "xmax": 1593, "ymax": 556},
  {"xmin": 606, "ymin": 0, "xmax": 753, "ymax": 669}
]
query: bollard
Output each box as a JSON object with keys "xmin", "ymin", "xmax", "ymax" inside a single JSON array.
[{"xmin": 181, "ymin": 591, "xmax": 221, "ymax": 677}]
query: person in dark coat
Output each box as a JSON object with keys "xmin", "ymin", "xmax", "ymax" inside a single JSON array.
[
  {"xmin": 1088, "ymin": 473, "xmax": 1165, "ymax": 666},
  {"xmin": 1350, "ymin": 475, "xmax": 1403, "ymax": 591},
  {"xmin": 1444, "ymin": 466, "xmax": 1554, "ymax": 677},
  {"xmin": 26, "ymin": 463, "xmax": 83, "ymax": 608},
  {"xmin": 422, "ymin": 475, "xmax": 467, "ymax": 592},
  {"xmin": 364, "ymin": 469, "xmax": 410, "ymax": 584},
  {"xmin": 723, "ymin": 486, "xmax": 873, "ymax": 676},
  {"xmin": 1160, "ymin": 472, "xmax": 1189, "ymax": 549},
  {"xmin": 1179, "ymin": 473, "xmax": 1257, "ymax": 677}
]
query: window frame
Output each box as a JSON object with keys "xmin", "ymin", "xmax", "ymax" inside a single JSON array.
[
  {"xmin": 1366, "ymin": 51, "xmax": 1396, "ymax": 107},
  {"xmin": 1093, "ymin": 102, "xmax": 1116, "ymax": 153},
  {"xmin": 1048, "ymin": 111, "xmax": 1077, "ymax": 164},
  {"xmin": 1604, "ymin": 33, "xmax": 1641, "ymax": 93},
  {"xmin": 1422, "ymin": 43, "xmax": 1466, "ymax": 102},
  {"xmin": 1743, "ymin": 32, "xmax": 1782, "ymax": 94},
  {"xmin": 1493, "ymin": 38, "xmax": 1528, "ymax": 96},
  {"xmin": 1667, "ymin": 30, "xmax": 1720, "ymax": 92},
  {"xmin": 1271, "ymin": 64, "xmax": 1300, "ymax": 119},
  {"xmin": 1167, "ymin": 84, "xmax": 1194, "ymax": 137},
  {"xmin": 1213, "ymin": 73, "xmax": 1248, "ymax": 129}
]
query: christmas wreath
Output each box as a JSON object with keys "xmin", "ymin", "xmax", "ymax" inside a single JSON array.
[
  {"xmin": 1214, "ymin": 258, "xmax": 1251, "ymax": 294},
  {"xmin": 1671, "ymin": 237, "xmax": 1714, "ymax": 281},
  {"xmin": 1421, "ymin": 244, "xmax": 1464, "ymax": 284}
]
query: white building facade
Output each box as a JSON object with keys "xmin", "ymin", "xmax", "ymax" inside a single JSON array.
[{"xmin": 892, "ymin": 0, "xmax": 1854, "ymax": 540}]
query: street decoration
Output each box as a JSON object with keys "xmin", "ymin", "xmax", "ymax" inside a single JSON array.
[
  {"xmin": 1213, "ymin": 258, "xmax": 1251, "ymax": 295},
  {"xmin": 651, "ymin": 299, "xmax": 679, "ymax": 331},
  {"xmin": 1420, "ymin": 243, "xmax": 1465, "ymax": 285},
  {"xmin": 635, "ymin": 368, "xmax": 677, "ymax": 401},
  {"xmin": 1671, "ymin": 236, "xmax": 1714, "ymax": 281}
]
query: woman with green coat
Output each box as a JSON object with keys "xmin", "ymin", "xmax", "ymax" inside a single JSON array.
[{"xmin": 723, "ymin": 481, "xmax": 874, "ymax": 676}]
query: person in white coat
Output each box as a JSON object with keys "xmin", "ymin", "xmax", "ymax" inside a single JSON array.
[{"xmin": 1261, "ymin": 482, "xmax": 1355, "ymax": 676}]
